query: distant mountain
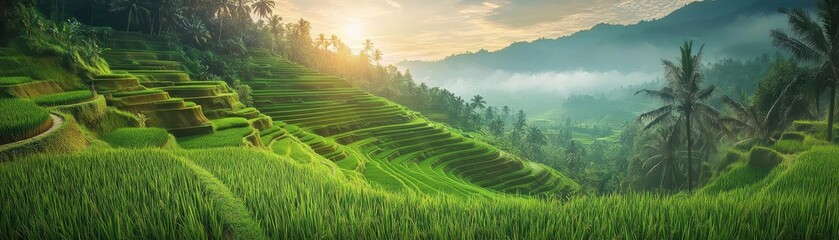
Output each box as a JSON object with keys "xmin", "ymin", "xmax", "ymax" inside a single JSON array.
[
  {"xmin": 401, "ymin": 0, "xmax": 814, "ymax": 74},
  {"xmin": 398, "ymin": 0, "xmax": 815, "ymax": 116}
]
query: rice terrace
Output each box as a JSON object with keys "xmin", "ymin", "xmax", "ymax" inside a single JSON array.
[{"xmin": 1, "ymin": 0, "xmax": 838, "ymax": 239}]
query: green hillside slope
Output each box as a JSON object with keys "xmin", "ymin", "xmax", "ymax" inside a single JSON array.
[{"xmin": 243, "ymin": 50, "xmax": 576, "ymax": 196}]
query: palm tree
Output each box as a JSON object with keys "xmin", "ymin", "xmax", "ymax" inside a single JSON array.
[
  {"xmin": 157, "ymin": 0, "xmax": 185, "ymax": 35},
  {"xmin": 373, "ymin": 49, "xmax": 383, "ymax": 65},
  {"xmin": 315, "ymin": 33, "xmax": 329, "ymax": 50},
  {"xmin": 770, "ymin": 0, "xmax": 839, "ymax": 141},
  {"xmin": 179, "ymin": 17, "xmax": 211, "ymax": 46},
  {"xmin": 362, "ymin": 39, "xmax": 375, "ymax": 55},
  {"xmin": 641, "ymin": 127, "xmax": 685, "ymax": 191},
  {"xmin": 502, "ymin": 105, "xmax": 511, "ymax": 121},
  {"xmin": 110, "ymin": 0, "xmax": 152, "ymax": 32},
  {"xmin": 489, "ymin": 117, "xmax": 506, "ymax": 136},
  {"xmin": 266, "ymin": 15, "xmax": 283, "ymax": 50},
  {"xmin": 720, "ymin": 96, "xmax": 777, "ymax": 143},
  {"xmin": 214, "ymin": 0, "xmax": 234, "ymax": 41},
  {"xmin": 636, "ymin": 41, "xmax": 723, "ymax": 191},
  {"xmin": 330, "ymin": 34, "xmax": 341, "ymax": 51},
  {"xmin": 510, "ymin": 110, "xmax": 528, "ymax": 144},
  {"xmin": 525, "ymin": 126, "xmax": 548, "ymax": 160},
  {"xmin": 470, "ymin": 95, "xmax": 486, "ymax": 110},
  {"xmin": 231, "ymin": 0, "xmax": 253, "ymax": 20},
  {"xmin": 251, "ymin": 0, "xmax": 275, "ymax": 20}
]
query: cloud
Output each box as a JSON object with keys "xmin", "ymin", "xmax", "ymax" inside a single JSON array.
[
  {"xmin": 279, "ymin": 0, "xmax": 696, "ymax": 62},
  {"xmin": 414, "ymin": 68, "xmax": 658, "ymax": 97},
  {"xmin": 384, "ymin": 0, "xmax": 403, "ymax": 11}
]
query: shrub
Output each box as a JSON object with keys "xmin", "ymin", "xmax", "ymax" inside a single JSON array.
[
  {"xmin": 0, "ymin": 98, "xmax": 51, "ymax": 144},
  {"xmin": 748, "ymin": 146, "xmax": 784, "ymax": 170},
  {"xmin": 717, "ymin": 150, "xmax": 746, "ymax": 172},
  {"xmin": 103, "ymin": 128, "xmax": 171, "ymax": 148},
  {"xmin": 32, "ymin": 90, "xmax": 94, "ymax": 106}
]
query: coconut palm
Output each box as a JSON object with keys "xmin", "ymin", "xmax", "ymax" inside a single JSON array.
[
  {"xmin": 362, "ymin": 39, "xmax": 375, "ymax": 55},
  {"xmin": 525, "ymin": 126, "xmax": 548, "ymax": 160},
  {"xmin": 641, "ymin": 126, "xmax": 685, "ymax": 191},
  {"xmin": 373, "ymin": 49, "xmax": 383, "ymax": 65},
  {"xmin": 770, "ymin": 0, "xmax": 839, "ymax": 141},
  {"xmin": 502, "ymin": 105, "xmax": 511, "ymax": 121},
  {"xmin": 489, "ymin": 117, "xmax": 505, "ymax": 136},
  {"xmin": 315, "ymin": 33, "xmax": 329, "ymax": 50},
  {"xmin": 214, "ymin": 0, "xmax": 234, "ymax": 41},
  {"xmin": 330, "ymin": 34, "xmax": 341, "ymax": 51},
  {"xmin": 470, "ymin": 95, "xmax": 486, "ymax": 110},
  {"xmin": 636, "ymin": 41, "xmax": 723, "ymax": 191},
  {"xmin": 231, "ymin": 0, "xmax": 253, "ymax": 20},
  {"xmin": 109, "ymin": 0, "xmax": 152, "ymax": 32},
  {"xmin": 251, "ymin": 0, "xmax": 275, "ymax": 20},
  {"xmin": 720, "ymin": 96, "xmax": 777, "ymax": 143},
  {"xmin": 179, "ymin": 17, "xmax": 211, "ymax": 46},
  {"xmin": 157, "ymin": 0, "xmax": 185, "ymax": 35},
  {"xmin": 266, "ymin": 15, "xmax": 283, "ymax": 49}
]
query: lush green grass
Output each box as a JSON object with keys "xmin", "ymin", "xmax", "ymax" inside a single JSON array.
[
  {"xmin": 0, "ymin": 98, "xmax": 51, "ymax": 144},
  {"xmin": 103, "ymin": 127, "xmax": 171, "ymax": 148},
  {"xmin": 31, "ymin": 90, "xmax": 94, "ymax": 106},
  {"xmin": 109, "ymin": 88, "xmax": 163, "ymax": 98},
  {"xmin": 178, "ymin": 119, "xmax": 254, "ymax": 149},
  {"xmin": 182, "ymin": 147, "xmax": 839, "ymax": 239},
  {"xmin": 773, "ymin": 139, "xmax": 812, "ymax": 154},
  {"xmin": 0, "ymin": 76, "xmax": 32, "ymax": 85},
  {"xmin": 0, "ymin": 150, "xmax": 265, "ymax": 239},
  {"xmin": 212, "ymin": 117, "xmax": 250, "ymax": 130}
]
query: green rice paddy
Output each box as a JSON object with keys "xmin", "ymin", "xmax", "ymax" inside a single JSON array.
[{"xmin": 0, "ymin": 98, "xmax": 51, "ymax": 144}]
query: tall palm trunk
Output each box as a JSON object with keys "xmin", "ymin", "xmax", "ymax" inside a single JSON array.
[
  {"xmin": 828, "ymin": 80, "xmax": 836, "ymax": 141},
  {"xmin": 686, "ymin": 110, "xmax": 693, "ymax": 191},
  {"xmin": 126, "ymin": 9, "xmax": 133, "ymax": 31},
  {"xmin": 218, "ymin": 19, "xmax": 223, "ymax": 41},
  {"xmin": 827, "ymin": 62, "xmax": 839, "ymax": 142}
]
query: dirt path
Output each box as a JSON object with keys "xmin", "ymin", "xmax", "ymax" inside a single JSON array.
[{"xmin": 0, "ymin": 113, "xmax": 64, "ymax": 149}]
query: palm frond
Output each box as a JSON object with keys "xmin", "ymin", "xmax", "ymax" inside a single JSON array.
[
  {"xmin": 637, "ymin": 104, "xmax": 673, "ymax": 123},
  {"xmin": 696, "ymin": 85, "xmax": 715, "ymax": 101},
  {"xmin": 787, "ymin": 8, "xmax": 830, "ymax": 54},
  {"xmin": 642, "ymin": 110, "xmax": 674, "ymax": 132},
  {"xmin": 635, "ymin": 88, "xmax": 675, "ymax": 102},
  {"xmin": 771, "ymin": 29, "xmax": 823, "ymax": 63}
]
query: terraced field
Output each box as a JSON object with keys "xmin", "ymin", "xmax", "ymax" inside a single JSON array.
[
  {"xmin": 99, "ymin": 33, "xmax": 269, "ymax": 136},
  {"xmin": 243, "ymin": 51, "xmax": 576, "ymax": 196}
]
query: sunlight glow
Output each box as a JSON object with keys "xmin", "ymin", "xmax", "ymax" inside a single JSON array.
[{"xmin": 345, "ymin": 22, "xmax": 363, "ymax": 40}]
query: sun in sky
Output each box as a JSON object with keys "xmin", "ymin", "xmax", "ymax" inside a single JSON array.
[{"xmin": 342, "ymin": 20, "xmax": 365, "ymax": 52}]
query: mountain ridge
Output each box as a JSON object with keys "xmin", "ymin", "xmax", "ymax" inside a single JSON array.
[{"xmin": 400, "ymin": 0, "xmax": 815, "ymax": 74}]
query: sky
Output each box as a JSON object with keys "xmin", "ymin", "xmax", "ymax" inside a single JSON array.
[{"xmin": 271, "ymin": 0, "xmax": 697, "ymax": 64}]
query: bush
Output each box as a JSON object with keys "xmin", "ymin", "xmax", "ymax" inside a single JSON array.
[
  {"xmin": 717, "ymin": 150, "xmax": 746, "ymax": 172},
  {"xmin": 32, "ymin": 90, "xmax": 94, "ymax": 106},
  {"xmin": 748, "ymin": 146, "xmax": 784, "ymax": 170},
  {"xmin": 0, "ymin": 98, "xmax": 51, "ymax": 144},
  {"xmin": 103, "ymin": 127, "xmax": 171, "ymax": 148}
]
